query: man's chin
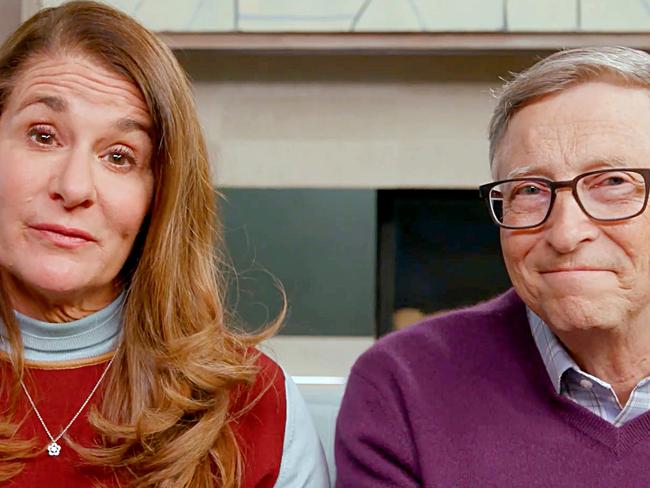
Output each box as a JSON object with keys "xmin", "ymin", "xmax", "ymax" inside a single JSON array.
[
  {"xmin": 540, "ymin": 294, "xmax": 620, "ymax": 332},
  {"xmin": 540, "ymin": 270, "xmax": 617, "ymax": 293}
]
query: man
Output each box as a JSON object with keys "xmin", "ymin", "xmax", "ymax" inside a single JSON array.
[{"xmin": 335, "ymin": 46, "xmax": 650, "ymax": 487}]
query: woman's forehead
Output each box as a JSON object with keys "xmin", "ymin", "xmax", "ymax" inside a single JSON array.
[{"xmin": 9, "ymin": 54, "xmax": 150, "ymax": 120}]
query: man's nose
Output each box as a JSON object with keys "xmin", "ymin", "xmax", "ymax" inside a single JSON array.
[{"xmin": 543, "ymin": 189, "xmax": 599, "ymax": 253}]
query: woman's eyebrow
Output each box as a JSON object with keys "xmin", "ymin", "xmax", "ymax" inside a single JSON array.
[
  {"xmin": 114, "ymin": 117, "xmax": 150, "ymax": 135},
  {"xmin": 18, "ymin": 94, "xmax": 67, "ymax": 113},
  {"xmin": 16, "ymin": 94, "xmax": 151, "ymax": 137}
]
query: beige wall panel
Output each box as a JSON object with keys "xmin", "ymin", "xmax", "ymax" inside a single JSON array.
[
  {"xmin": 195, "ymin": 81, "xmax": 496, "ymax": 188},
  {"xmin": 185, "ymin": 53, "xmax": 512, "ymax": 189},
  {"xmin": 200, "ymin": 84, "xmax": 495, "ymax": 188}
]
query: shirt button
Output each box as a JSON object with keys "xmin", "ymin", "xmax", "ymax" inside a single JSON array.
[{"xmin": 579, "ymin": 379, "xmax": 594, "ymax": 390}]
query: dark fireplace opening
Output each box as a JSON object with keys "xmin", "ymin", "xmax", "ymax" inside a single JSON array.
[{"xmin": 377, "ymin": 189, "xmax": 512, "ymax": 336}]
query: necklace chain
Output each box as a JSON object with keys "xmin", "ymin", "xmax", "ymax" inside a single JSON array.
[{"xmin": 20, "ymin": 354, "xmax": 115, "ymax": 456}]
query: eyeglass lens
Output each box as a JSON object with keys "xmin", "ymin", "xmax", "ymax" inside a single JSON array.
[{"xmin": 488, "ymin": 170, "xmax": 647, "ymax": 228}]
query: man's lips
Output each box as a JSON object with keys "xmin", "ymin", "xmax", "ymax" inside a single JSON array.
[
  {"xmin": 29, "ymin": 223, "xmax": 97, "ymax": 242},
  {"xmin": 540, "ymin": 268, "xmax": 613, "ymax": 274}
]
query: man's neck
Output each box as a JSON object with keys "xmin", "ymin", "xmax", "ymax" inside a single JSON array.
[{"xmin": 555, "ymin": 323, "xmax": 650, "ymax": 405}]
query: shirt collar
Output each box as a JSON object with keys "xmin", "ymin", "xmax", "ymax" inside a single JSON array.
[{"xmin": 527, "ymin": 307, "xmax": 578, "ymax": 394}]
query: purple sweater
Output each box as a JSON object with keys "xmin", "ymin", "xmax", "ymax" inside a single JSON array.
[{"xmin": 335, "ymin": 290, "xmax": 650, "ymax": 487}]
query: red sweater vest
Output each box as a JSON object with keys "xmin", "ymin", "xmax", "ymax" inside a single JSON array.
[{"xmin": 0, "ymin": 352, "xmax": 286, "ymax": 486}]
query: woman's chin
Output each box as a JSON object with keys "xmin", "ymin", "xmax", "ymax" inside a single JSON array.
[{"xmin": 5, "ymin": 268, "xmax": 101, "ymax": 303}]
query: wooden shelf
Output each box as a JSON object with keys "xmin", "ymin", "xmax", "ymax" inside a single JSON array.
[{"xmin": 159, "ymin": 32, "xmax": 650, "ymax": 54}]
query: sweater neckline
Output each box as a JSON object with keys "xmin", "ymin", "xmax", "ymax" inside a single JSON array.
[
  {"xmin": 510, "ymin": 290, "xmax": 650, "ymax": 455},
  {"xmin": 554, "ymin": 391, "xmax": 650, "ymax": 454}
]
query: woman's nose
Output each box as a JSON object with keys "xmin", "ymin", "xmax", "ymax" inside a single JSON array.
[{"xmin": 48, "ymin": 148, "xmax": 97, "ymax": 209}]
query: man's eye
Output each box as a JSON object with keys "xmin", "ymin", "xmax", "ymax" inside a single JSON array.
[
  {"xmin": 514, "ymin": 185, "xmax": 542, "ymax": 196},
  {"xmin": 603, "ymin": 176, "xmax": 626, "ymax": 186}
]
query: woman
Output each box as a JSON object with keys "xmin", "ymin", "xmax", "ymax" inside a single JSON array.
[{"xmin": 0, "ymin": 1, "xmax": 329, "ymax": 487}]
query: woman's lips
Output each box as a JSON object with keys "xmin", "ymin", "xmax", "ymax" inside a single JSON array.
[{"xmin": 29, "ymin": 223, "xmax": 96, "ymax": 249}]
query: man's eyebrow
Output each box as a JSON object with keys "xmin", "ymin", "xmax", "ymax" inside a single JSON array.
[
  {"xmin": 504, "ymin": 166, "xmax": 535, "ymax": 179},
  {"xmin": 582, "ymin": 157, "xmax": 632, "ymax": 169},
  {"xmin": 502, "ymin": 158, "xmax": 633, "ymax": 180},
  {"xmin": 18, "ymin": 95, "xmax": 67, "ymax": 112}
]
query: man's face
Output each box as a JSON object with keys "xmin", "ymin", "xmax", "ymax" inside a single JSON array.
[{"xmin": 495, "ymin": 79, "xmax": 650, "ymax": 333}]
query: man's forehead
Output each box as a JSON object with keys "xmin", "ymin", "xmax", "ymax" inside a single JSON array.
[
  {"xmin": 493, "ymin": 82, "xmax": 650, "ymax": 178},
  {"xmin": 495, "ymin": 132, "xmax": 645, "ymax": 179},
  {"xmin": 501, "ymin": 119, "xmax": 632, "ymax": 157}
]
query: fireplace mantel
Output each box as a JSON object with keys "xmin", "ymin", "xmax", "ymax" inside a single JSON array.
[{"xmin": 161, "ymin": 32, "xmax": 650, "ymax": 55}]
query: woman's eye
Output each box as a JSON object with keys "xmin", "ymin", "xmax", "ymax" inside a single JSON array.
[
  {"xmin": 109, "ymin": 153, "xmax": 126, "ymax": 164},
  {"xmin": 104, "ymin": 147, "xmax": 136, "ymax": 168}
]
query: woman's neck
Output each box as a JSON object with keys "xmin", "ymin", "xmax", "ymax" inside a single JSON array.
[
  {"xmin": 1, "ymin": 291, "xmax": 124, "ymax": 362},
  {"xmin": 1, "ymin": 272, "xmax": 120, "ymax": 322}
]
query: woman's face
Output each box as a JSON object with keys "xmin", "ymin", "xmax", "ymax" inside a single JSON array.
[{"xmin": 0, "ymin": 54, "xmax": 154, "ymax": 315}]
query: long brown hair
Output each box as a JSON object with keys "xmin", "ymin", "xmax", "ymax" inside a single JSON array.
[{"xmin": 0, "ymin": 2, "xmax": 281, "ymax": 486}]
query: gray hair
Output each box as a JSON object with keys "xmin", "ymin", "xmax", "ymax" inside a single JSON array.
[{"xmin": 489, "ymin": 46, "xmax": 650, "ymax": 172}]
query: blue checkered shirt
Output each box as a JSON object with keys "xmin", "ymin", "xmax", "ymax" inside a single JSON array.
[{"xmin": 528, "ymin": 308, "xmax": 650, "ymax": 426}]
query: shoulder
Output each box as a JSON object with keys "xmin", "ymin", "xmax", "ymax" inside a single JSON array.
[
  {"xmin": 233, "ymin": 350, "xmax": 287, "ymax": 433},
  {"xmin": 231, "ymin": 352, "xmax": 287, "ymax": 431},
  {"xmin": 252, "ymin": 351, "xmax": 287, "ymax": 407},
  {"xmin": 351, "ymin": 289, "xmax": 527, "ymax": 386},
  {"xmin": 274, "ymin": 369, "xmax": 330, "ymax": 487},
  {"xmin": 234, "ymin": 352, "xmax": 330, "ymax": 488},
  {"xmin": 232, "ymin": 352, "xmax": 287, "ymax": 488}
]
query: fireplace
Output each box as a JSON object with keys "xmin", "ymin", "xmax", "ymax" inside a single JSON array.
[
  {"xmin": 221, "ymin": 188, "xmax": 511, "ymax": 337},
  {"xmin": 376, "ymin": 189, "xmax": 512, "ymax": 336}
]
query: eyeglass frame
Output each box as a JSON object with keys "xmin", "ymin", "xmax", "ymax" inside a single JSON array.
[{"xmin": 478, "ymin": 168, "xmax": 650, "ymax": 230}]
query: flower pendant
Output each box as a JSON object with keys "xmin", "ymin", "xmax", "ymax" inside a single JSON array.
[{"xmin": 47, "ymin": 442, "xmax": 61, "ymax": 456}]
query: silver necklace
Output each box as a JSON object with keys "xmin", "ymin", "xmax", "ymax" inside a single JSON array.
[{"xmin": 21, "ymin": 354, "xmax": 115, "ymax": 456}]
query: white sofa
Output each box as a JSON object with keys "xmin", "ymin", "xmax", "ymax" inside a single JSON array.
[{"xmin": 296, "ymin": 380, "xmax": 346, "ymax": 485}]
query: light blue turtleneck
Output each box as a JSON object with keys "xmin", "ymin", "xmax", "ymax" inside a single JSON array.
[{"xmin": 0, "ymin": 292, "xmax": 124, "ymax": 362}]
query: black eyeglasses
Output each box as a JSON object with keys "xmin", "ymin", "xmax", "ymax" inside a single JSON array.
[{"xmin": 479, "ymin": 168, "xmax": 650, "ymax": 229}]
